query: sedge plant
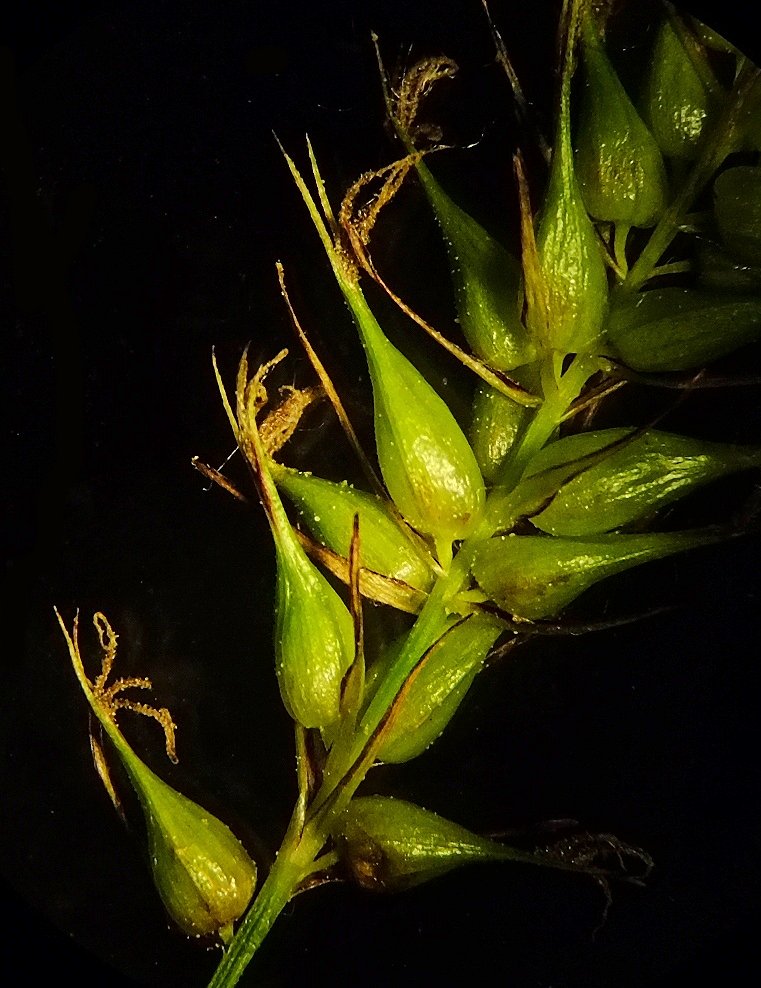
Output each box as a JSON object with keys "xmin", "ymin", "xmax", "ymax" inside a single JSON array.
[{"xmin": 57, "ymin": 1, "xmax": 761, "ymax": 984}]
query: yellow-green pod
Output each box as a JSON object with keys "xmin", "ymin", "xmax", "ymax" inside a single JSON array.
[
  {"xmin": 713, "ymin": 166, "xmax": 761, "ymax": 266},
  {"xmin": 336, "ymin": 796, "xmax": 524, "ymax": 891},
  {"xmin": 234, "ymin": 366, "xmax": 355, "ymax": 728},
  {"xmin": 640, "ymin": 15, "xmax": 717, "ymax": 160},
  {"xmin": 374, "ymin": 614, "xmax": 503, "ymax": 764},
  {"xmin": 527, "ymin": 429, "xmax": 761, "ymax": 536},
  {"xmin": 576, "ymin": 16, "xmax": 668, "ymax": 227},
  {"xmin": 273, "ymin": 527, "xmax": 355, "ymax": 729},
  {"xmin": 605, "ymin": 287, "xmax": 761, "ymax": 371},
  {"xmin": 349, "ymin": 289, "xmax": 485, "ymax": 559},
  {"xmin": 471, "ymin": 530, "xmax": 716, "ymax": 620},
  {"xmin": 56, "ymin": 611, "xmax": 257, "ymax": 944},
  {"xmin": 469, "ymin": 384, "xmax": 531, "ymax": 484},
  {"xmin": 119, "ymin": 746, "xmax": 257, "ymax": 943},
  {"xmin": 415, "ymin": 159, "xmax": 536, "ymax": 370},
  {"xmin": 270, "ymin": 462, "xmax": 435, "ymax": 593},
  {"xmin": 534, "ymin": 15, "xmax": 608, "ymax": 354}
]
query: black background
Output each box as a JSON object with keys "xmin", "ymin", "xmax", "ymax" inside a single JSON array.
[{"xmin": 2, "ymin": 1, "xmax": 760, "ymax": 985}]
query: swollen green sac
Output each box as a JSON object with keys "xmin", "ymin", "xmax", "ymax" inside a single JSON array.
[
  {"xmin": 117, "ymin": 746, "xmax": 257, "ymax": 943},
  {"xmin": 274, "ymin": 533, "xmax": 355, "ymax": 728},
  {"xmin": 374, "ymin": 615, "xmax": 503, "ymax": 764},
  {"xmin": 469, "ymin": 384, "xmax": 531, "ymax": 483},
  {"xmin": 576, "ymin": 16, "xmax": 668, "ymax": 227},
  {"xmin": 415, "ymin": 158, "xmax": 536, "ymax": 370},
  {"xmin": 606, "ymin": 287, "xmax": 761, "ymax": 371},
  {"xmin": 641, "ymin": 15, "xmax": 717, "ymax": 160},
  {"xmin": 348, "ymin": 288, "xmax": 485, "ymax": 555},
  {"xmin": 533, "ymin": 13, "xmax": 608, "ymax": 354},
  {"xmin": 471, "ymin": 530, "xmax": 716, "ymax": 620},
  {"xmin": 713, "ymin": 166, "xmax": 761, "ymax": 266},
  {"xmin": 336, "ymin": 796, "xmax": 519, "ymax": 891},
  {"xmin": 522, "ymin": 429, "xmax": 761, "ymax": 536},
  {"xmin": 270, "ymin": 463, "xmax": 434, "ymax": 593}
]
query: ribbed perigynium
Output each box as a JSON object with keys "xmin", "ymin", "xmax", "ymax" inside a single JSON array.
[
  {"xmin": 713, "ymin": 166, "xmax": 761, "ymax": 265},
  {"xmin": 228, "ymin": 354, "xmax": 355, "ymax": 729},
  {"xmin": 606, "ymin": 287, "xmax": 761, "ymax": 371},
  {"xmin": 56, "ymin": 610, "xmax": 257, "ymax": 943},
  {"xmin": 640, "ymin": 14, "xmax": 717, "ymax": 161},
  {"xmin": 575, "ymin": 12, "xmax": 668, "ymax": 228},
  {"xmin": 119, "ymin": 747, "xmax": 257, "ymax": 943},
  {"xmin": 336, "ymin": 796, "xmax": 534, "ymax": 892},
  {"xmin": 471, "ymin": 530, "xmax": 718, "ymax": 620},
  {"xmin": 373, "ymin": 614, "xmax": 503, "ymax": 764},
  {"xmin": 347, "ymin": 286, "xmax": 485, "ymax": 562},
  {"xmin": 524, "ymin": 429, "xmax": 761, "ymax": 536},
  {"xmin": 469, "ymin": 384, "xmax": 530, "ymax": 484},
  {"xmin": 531, "ymin": 3, "xmax": 608, "ymax": 354},
  {"xmin": 280, "ymin": 146, "xmax": 484, "ymax": 562},
  {"xmin": 413, "ymin": 158, "xmax": 536, "ymax": 371},
  {"xmin": 269, "ymin": 461, "xmax": 435, "ymax": 593}
]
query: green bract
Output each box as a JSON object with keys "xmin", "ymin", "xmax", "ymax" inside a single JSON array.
[
  {"xmin": 282, "ymin": 148, "xmax": 486, "ymax": 562},
  {"xmin": 270, "ymin": 463, "xmax": 435, "ymax": 593},
  {"xmin": 641, "ymin": 14, "xmax": 718, "ymax": 160},
  {"xmin": 576, "ymin": 14, "xmax": 667, "ymax": 227},
  {"xmin": 471, "ymin": 530, "xmax": 716, "ymax": 620},
  {"xmin": 606, "ymin": 287, "xmax": 761, "ymax": 371}
]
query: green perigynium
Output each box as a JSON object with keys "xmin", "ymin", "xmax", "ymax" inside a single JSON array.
[
  {"xmin": 228, "ymin": 353, "xmax": 355, "ymax": 729},
  {"xmin": 575, "ymin": 10, "xmax": 668, "ymax": 228},
  {"xmin": 270, "ymin": 463, "xmax": 435, "ymax": 593},
  {"xmin": 353, "ymin": 294, "xmax": 487, "ymax": 557},
  {"xmin": 641, "ymin": 13, "xmax": 719, "ymax": 160},
  {"xmin": 57, "ymin": 4, "xmax": 761, "ymax": 986},
  {"xmin": 56, "ymin": 610, "xmax": 257, "ymax": 943},
  {"xmin": 606, "ymin": 287, "xmax": 761, "ymax": 371}
]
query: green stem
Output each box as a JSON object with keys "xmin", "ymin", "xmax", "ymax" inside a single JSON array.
[{"xmin": 208, "ymin": 809, "xmax": 324, "ymax": 987}]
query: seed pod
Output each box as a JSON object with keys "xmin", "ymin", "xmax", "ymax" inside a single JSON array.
[
  {"xmin": 119, "ymin": 746, "xmax": 257, "ymax": 943},
  {"xmin": 533, "ymin": 11, "xmax": 608, "ymax": 354},
  {"xmin": 713, "ymin": 166, "xmax": 761, "ymax": 266},
  {"xmin": 273, "ymin": 534, "xmax": 356, "ymax": 727},
  {"xmin": 56, "ymin": 610, "xmax": 257, "ymax": 944},
  {"xmin": 374, "ymin": 615, "xmax": 503, "ymax": 764},
  {"xmin": 270, "ymin": 463, "xmax": 435, "ymax": 593},
  {"xmin": 606, "ymin": 287, "xmax": 761, "ymax": 371},
  {"xmin": 575, "ymin": 17, "xmax": 668, "ymax": 227},
  {"xmin": 469, "ymin": 384, "xmax": 531, "ymax": 483},
  {"xmin": 230, "ymin": 355, "xmax": 355, "ymax": 728},
  {"xmin": 526, "ymin": 429, "xmax": 761, "ymax": 536},
  {"xmin": 349, "ymin": 289, "xmax": 485, "ymax": 557},
  {"xmin": 471, "ymin": 530, "xmax": 716, "ymax": 620},
  {"xmin": 640, "ymin": 15, "xmax": 717, "ymax": 160},
  {"xmin": 698, "ymin": 243, "xmax": 761, "ymax": 293},
  {"xmin": 336, "ymin": 796, "xmax": 520, "ymax": 891},
  {"xmin": 415, "ymin": 159, "xmax": 536, "ymax": 370}
]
